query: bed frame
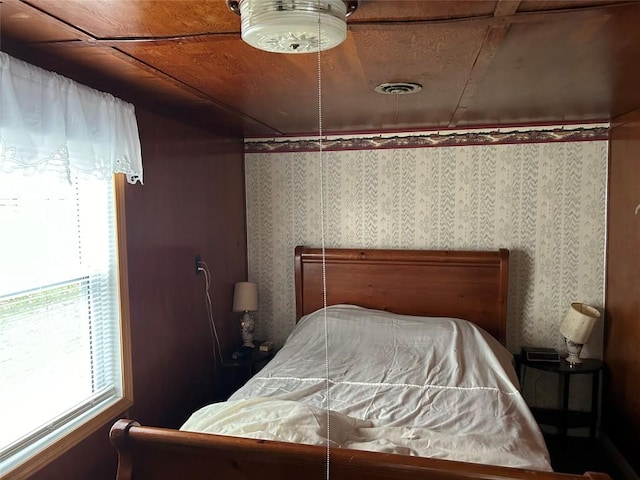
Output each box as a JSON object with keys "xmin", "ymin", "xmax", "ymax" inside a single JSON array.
[
  {"xmin": 110, "ymin": 247, "xmax": 612, "ymax": 480},
  {"xmin": 294, "ymin": 246, "xmax": 509, "ymax": 344}
]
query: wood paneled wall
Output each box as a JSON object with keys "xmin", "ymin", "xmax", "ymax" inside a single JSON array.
[
  {"xmin": 605, "ymin": 109, "xmax": 640, "ymax": 474},
  {"xmin": 28, "ymin": 109, "xmax": 246, "ymax": 479}
]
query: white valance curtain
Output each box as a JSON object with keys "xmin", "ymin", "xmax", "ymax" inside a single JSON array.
[{"xmin": 0, "ymin": 52, "xmax": 143, "ymax": 184}]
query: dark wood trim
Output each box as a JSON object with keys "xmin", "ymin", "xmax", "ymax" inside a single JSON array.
[{"xmin": 449, "ymin": 0, "xmax": 522, "ymax": 127}]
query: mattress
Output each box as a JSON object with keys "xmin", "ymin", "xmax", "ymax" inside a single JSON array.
[{"xmin": 182, "ymin": 304, "xmax": 552, "ymax": 471}]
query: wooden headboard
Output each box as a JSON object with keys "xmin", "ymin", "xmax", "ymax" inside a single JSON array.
[{"xmin": 294, "ymin": 247, "xmax": 509, "ymax": 345}]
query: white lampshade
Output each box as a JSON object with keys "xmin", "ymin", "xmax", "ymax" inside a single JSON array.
[
  {"xmin": 239, "ymin": 0, "xmax": 348, "ymax": 54},
  {"xmin": 560, "ymin": 302, "xmax": 600, "ymax": 344},
  {"xmin": 233, "ymin": 282, "xmax": 259, "ymax": 312}
]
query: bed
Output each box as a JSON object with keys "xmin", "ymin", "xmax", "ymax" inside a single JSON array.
[{"xmin": 110, "ymin": 247, "xmax": 612, "ymax": 480}]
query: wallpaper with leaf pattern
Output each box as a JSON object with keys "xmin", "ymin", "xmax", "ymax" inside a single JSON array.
[{"xmin": 245, "ymin": 140, "xmax": 608, "ymax": 363}]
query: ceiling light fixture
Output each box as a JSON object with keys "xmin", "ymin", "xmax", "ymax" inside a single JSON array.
[{"xmin": 227, "ymin": 0, "xmax": 358, "ymax": 54}]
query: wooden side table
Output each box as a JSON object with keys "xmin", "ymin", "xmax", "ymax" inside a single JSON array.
[
  {"xmin": 517, "ymin": 355, "xmax": 604, "ymax": 439},
  {"xmin": 221, "ymin": 344, "xmax": 275, "ymax": 399}
]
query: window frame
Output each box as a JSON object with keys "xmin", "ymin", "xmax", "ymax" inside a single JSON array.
[{"xmin": 3, "ymin": 174, "xmax": 133, "ymax": 480}]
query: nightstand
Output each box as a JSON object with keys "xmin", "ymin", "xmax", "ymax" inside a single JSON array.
[
  {"xmin": 221, "ymin": 343, "xmax": 275, "ymax": 399},
  {"xmin": 517, "ymin": 354, "xmax": 604, "ymax": 439}
]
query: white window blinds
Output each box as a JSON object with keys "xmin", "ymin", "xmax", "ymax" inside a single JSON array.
[{"xmin": 0, "ymin": 170, "xmax": 123, "ymax": 473}]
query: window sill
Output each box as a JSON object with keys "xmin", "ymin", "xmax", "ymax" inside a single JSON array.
[{"xmin": 2, "ymin": 395, "xmax": 133, "ymax": 480}]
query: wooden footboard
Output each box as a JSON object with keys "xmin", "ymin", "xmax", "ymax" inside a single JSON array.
[{"xmin": 110, "ymin": 419, "xmax": 611, "ymax": 480}]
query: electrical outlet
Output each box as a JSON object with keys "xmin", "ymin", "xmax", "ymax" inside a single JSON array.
[{"xmin": 195, "ymin": 255, "xmax": 202, "ymax": 274}]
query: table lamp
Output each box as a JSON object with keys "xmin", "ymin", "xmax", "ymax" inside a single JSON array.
[
  {"xmin": 233, "ymin": 281, "xmax": 258, "ymax": 348},
  {"xmin": 559, "ymin": 302, "xmax": 600, "ymax": 365}
]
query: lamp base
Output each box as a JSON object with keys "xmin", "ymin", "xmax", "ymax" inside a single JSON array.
[
  {"xmin": 565, "ymin": 352, "xmax": 583, "ymax": 365},
  {"xmin": 564, "ymin": 338, "xmax": 584, "ymax": 365},
  {"xmin": 240, "ymin": 311, "xmax": 255, "ymax": 348}
]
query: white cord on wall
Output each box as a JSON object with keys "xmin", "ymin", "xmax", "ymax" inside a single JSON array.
[{"xmin": 198, "ymin": 260, "xmax": 224, "ymax": 364}]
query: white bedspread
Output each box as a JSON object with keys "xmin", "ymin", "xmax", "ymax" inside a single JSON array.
[{"xmin": 182, "ymin": 305, "xmax": 552, "ymax": 471}]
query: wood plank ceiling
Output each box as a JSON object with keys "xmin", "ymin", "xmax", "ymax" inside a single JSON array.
[{"xmin": 2, "ymin": 0, "xmax": 640, "ymax": 138}]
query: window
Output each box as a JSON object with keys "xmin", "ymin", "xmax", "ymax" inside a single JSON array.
[
  {"xmin": 0, "ymin": 171, "xmax": 132, "ymax": 479},
  {"xmin": 1, "ymin": 52, "xmax": 140, "ymax": 479}
]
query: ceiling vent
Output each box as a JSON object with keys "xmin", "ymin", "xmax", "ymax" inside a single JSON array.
[{"xmin": 374, "ymin": 82, "xmax": 422, "ymax": 95}]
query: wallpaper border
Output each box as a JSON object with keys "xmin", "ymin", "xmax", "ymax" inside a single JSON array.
[{"xmin": 245, "ymin": 125, "xmax": 609, "ymax": 153}]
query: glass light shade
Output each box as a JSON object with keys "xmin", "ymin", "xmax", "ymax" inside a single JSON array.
[
  {"xmin": 239, "ymin": 0, "xmax": 348, "ymax": 53},
  {"xmin": 233, "ymin": 282, "xmax": 259, "ymax": 312}
]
